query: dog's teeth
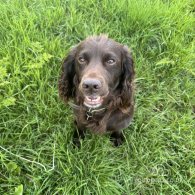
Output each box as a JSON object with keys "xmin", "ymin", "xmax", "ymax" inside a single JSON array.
[
  {"xmin": 86, "ymin": 96, "xmax": 100, "ymax": 102},
  {"xmin": 84, "ymin": 96, "xmax": 102, "ymax": 107}
]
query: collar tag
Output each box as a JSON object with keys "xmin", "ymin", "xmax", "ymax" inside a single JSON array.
[{"xmin": 86, "ymin": 108, "xmax": 93, "ymax": 120}]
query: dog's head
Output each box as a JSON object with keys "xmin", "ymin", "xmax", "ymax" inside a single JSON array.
[{"xmin": 59, "ymin": 35, "xmax": 135, "ymax": 108}]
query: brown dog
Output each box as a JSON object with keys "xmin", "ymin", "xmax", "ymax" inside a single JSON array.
[{"xmin": 59, "ymin": 35, "xmax": 135, "ymax": 146}]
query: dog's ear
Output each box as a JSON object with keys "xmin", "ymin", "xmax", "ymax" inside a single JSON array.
[
  {"xmin": 120, "ymin": 46, "xmax": 135, "ymax": 108},
  {"xmin": 58, "ymin": 47, "xmax": 77, "ymax": 102}
]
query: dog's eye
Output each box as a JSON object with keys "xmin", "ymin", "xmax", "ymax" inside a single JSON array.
[
  {"xmin": 78, "ymin": 57, "xmax": 86, "ymax": 63},
  {"xmin": 107, "ymin": 59, "xmax": 116, "ymax": 65}
]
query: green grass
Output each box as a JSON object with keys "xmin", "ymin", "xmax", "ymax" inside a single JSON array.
[{"xmin": 0, "ymin": 0, "xmax": 194, "ymax": 194}]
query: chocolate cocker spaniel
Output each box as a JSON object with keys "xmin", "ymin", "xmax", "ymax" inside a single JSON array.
[{"xmin": 59, "ymin": 35, "xmax": 135, "ymax": 146}]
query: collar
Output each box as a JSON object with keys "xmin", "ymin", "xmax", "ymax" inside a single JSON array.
[{"xmin": 68, "ymin": 102, "xmax": 107, "ymax": 120}]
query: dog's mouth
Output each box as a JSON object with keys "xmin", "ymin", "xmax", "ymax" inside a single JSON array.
[{"xmin": 84, "ymin": 96, "xmax": 103, "ymax": 108}]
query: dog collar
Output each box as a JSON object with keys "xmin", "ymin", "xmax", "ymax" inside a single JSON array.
[{"xmin": 68, "ymin": 102, "xmax": 106, "ymax": 120}]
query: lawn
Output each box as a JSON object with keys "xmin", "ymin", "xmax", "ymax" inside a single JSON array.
[{"xmin": 0, "ymin": 0, "xmax": 194, "ymax": 194}]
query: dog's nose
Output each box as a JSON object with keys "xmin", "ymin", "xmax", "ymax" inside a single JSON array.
[{"xmin": 82, "ymin": 78, "xmax": 102, "ymax": 92}]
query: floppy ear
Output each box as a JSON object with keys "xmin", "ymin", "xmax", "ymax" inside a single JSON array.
[
  {"xmin": 58, "ymin": 47, "xmax": 77, "ymax": 102},
  {"xmin": 120, "ymin": 46, "xmax": 135, "ymax": 108}
]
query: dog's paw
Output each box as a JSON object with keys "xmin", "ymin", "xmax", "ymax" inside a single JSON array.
[
  {"xmin": 112, "ymin": 137, "xmax": 123, "ymax": 147},
  {"xmin": 72, "ymin": 137, "xmax": 81, "ymax": 148},
  {"xmin": 110, "ymin": 132, "xmax": 124, "ymax": 147}
]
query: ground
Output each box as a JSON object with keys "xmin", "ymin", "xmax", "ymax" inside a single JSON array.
[{"xmin": 0, "ymin": 0, "xmax": 194, "ymax": 194}]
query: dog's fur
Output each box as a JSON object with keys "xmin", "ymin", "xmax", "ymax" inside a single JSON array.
[{"xmin": 59, "ymin": 35, "xmax": 135, "ymax": 146}]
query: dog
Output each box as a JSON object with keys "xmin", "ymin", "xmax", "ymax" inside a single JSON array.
[{"xmin": 59, "ymin": 35, "xmax": 135, "ymax": 146}]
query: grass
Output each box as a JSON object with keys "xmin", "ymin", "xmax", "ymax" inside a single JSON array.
[{"xmin": 0, "ymin": 0, "xmax": 194, "ymax": 194}]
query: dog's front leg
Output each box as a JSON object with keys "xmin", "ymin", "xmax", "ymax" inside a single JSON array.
[{"xmin": 73, "ymin": 120, "xmax": 86, "ymax": 147}]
